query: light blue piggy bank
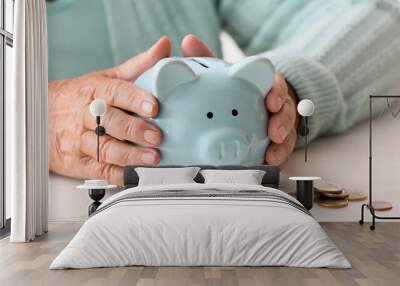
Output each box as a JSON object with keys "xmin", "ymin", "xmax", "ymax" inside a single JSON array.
[{"xmin": 134, "ymin": 56, "xmax": 275, "ymax": 165}]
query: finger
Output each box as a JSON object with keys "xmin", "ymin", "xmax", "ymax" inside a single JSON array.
[
  {"xmin": 104, "ymin": 36, "xmax": 172, "ymax": 81},
  {"xmin": 79, "ymin": 155, "xmax": 123, "ymax": 186},
  {"xmin": 181, "ymin": 34, "xmax": 215, "ymax": 57},
  {"xmin": 265, "ymin": 129, "xmax": 297, "ymax": 165},
  {"xmin": 268, "ymin": 101, "xmax": 297, "ymax": 144},
  {"xmin": 84, "ymin": 106, "xmax": 162, "ymax": 147},
  {"xmin": 80, "ymin": 131, "xmax": 160, "ymax": 167},
  {"xmin": 266, "ymin": 85, "xmax": 285, "ymax": 113},
  {"xmin": 266, "ymin": 73, "xmax": 288, "ymax": 113},
  {"xmin": 86, "ymin": 77, "xmax": 159, "ymax": 117}
]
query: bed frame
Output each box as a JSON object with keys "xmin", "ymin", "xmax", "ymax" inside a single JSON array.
[
  {"xmin": 123, "ymin": 165, "xmax": 280, "ymax": 189},
  {"xmin": 86, "ymin": 165, "xmax": 280, "ymax": 215}
]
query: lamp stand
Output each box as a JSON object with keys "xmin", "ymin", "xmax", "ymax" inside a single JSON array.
[
  {"xmin": 94, "ymin": 116, "xmax": 106, "ymax": 162},
  {"xmin": 359, "ymin": 95, "xmax": 400, "ymax": 230}
]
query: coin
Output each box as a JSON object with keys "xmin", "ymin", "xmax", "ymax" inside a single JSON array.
[
  {"xmin": 317, "ymin": 198, "xmax": 348, "ymax": 208},
  {"xmin": 371, "ymin": 201, "xmax": 392, "ymax": 211},
  {"xmin": 314, "ymin": 180, "xmax": 343, "ymax": 193},
  {"xmin": 319, "ymin": 190, "xmax": 349, "ymax": 199},
  {"xmin": 347, "ymin": 190, "xmax": 367, "ymax": 201}
]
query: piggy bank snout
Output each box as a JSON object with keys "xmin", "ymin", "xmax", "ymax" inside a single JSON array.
[{"xmin": 198, "ymin": 129, "xmax": 252, "ymax": 164}]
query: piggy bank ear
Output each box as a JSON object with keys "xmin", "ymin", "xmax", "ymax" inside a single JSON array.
[
  {"xmin": 228, "ymin": 56, "xmax": 275, "ymax": 97},
  {"xmin": 154, "ymin": 58, "xmax": 198, "ymax": 101}
]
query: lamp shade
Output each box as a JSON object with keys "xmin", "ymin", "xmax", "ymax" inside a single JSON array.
[
  {"xmin": 297, "ymin": 99, "xmax": 315, "ymax": 117},
  {"xmin": 89, "ymin": 99, "xmax": 107, "ymax": 117}
]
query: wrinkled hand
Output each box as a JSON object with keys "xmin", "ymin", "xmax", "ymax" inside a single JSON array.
[
  {"xmin": 49, "ymin": 38, "xmax": 169, "ymax": 185},
  {"xmin": 49, "ymin": 35, "xmax": 215, "ymax": 185},
  {"xmin": 264, "ymin": 73, "xmax": 299, "ymax": 165}
]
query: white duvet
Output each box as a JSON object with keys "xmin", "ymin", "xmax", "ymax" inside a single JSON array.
[{"xmin": 50, "ymin": 183, "xmax": 350, "ymax": 269}]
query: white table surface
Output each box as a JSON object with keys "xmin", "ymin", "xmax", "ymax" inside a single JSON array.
[{"xmin": 289, "ymin": 177, "xmax": 321, "ymax": 181}]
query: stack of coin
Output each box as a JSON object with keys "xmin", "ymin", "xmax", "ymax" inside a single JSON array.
[{"xmin": 314, "ymin": 180, "xmax": 349, "ymax": 208}]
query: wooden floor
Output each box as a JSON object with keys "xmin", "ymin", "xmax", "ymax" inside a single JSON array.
[{"xmin": 0, "ymin": 222, "xmax": 399, "ymax": 286}]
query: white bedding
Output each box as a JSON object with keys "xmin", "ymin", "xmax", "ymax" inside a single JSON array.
[{"xmin": 50, "ymin": 183, "xmax": 351, "ymax": 269}]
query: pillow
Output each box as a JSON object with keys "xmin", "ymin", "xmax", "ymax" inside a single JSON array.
[
  {"xmin": 200, "ymin": 169, "xmax": 266, "ymax": 185},
  {"xmin": 135, "ymin": 167, "xmax": 200, "ymax": 186}
]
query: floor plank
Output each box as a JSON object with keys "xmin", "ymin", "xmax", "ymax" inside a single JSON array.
[{"xmin": 0, "ymin": 222, "xmax": 399, "ymax": 286}]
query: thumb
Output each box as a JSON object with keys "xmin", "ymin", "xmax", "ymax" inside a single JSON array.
[
  {"xmin": 105, "ymin": 36, "xmax": 172, "ymax": 81},
  {"xmin": 181, "ymin": 34, "xmax": 215, "ymax": 57}
]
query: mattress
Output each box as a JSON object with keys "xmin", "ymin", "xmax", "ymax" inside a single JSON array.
[{"xmin": 50, "ymin": 183, "xmax": 351, "ymax": 269}]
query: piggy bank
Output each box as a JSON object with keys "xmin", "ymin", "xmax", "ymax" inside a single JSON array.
[{"xmin": 134, "ymin": 56, "xmax": 275, "ymax": 165}]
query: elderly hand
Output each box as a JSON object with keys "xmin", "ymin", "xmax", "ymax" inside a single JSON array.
[
  {"xmin": 49, "ymin": 37, "xmax": 173, "ymax": 185},
  {"xmin": 264, "ymin": 73, "xmax": 299, "ymax": 165}
]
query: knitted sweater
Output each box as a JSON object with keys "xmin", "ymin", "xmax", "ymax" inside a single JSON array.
[{"xmin": 47, "ymin": 0, "xmax": 400, "ymax": 143}]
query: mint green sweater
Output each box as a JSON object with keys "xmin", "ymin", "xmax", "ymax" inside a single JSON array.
[{"xmin": 47, "ymin": 0, "xmax": 400, "ymax": 143}]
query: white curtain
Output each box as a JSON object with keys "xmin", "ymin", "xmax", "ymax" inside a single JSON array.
[{"xmin": 9, "ymin": 0, "xmax": 49, "ymax": 242}]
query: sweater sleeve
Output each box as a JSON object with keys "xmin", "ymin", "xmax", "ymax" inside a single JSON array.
[{"xmin": 217, "ymin": 0, "xmax": 400, "ymax": 145}]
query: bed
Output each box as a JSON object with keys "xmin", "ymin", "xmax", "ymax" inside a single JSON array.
[{"xmin": 50, "ymin": 165, "xmax": 350, "ymax": 269}]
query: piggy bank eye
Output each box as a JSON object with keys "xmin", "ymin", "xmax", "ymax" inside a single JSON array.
[
  {"xmin": 207, "ymin": 112, "xmax": 214, "ymax": 119},
  {"xmin": 232, "ymin": 109, "xmax": 238, "ymax": 116}
]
